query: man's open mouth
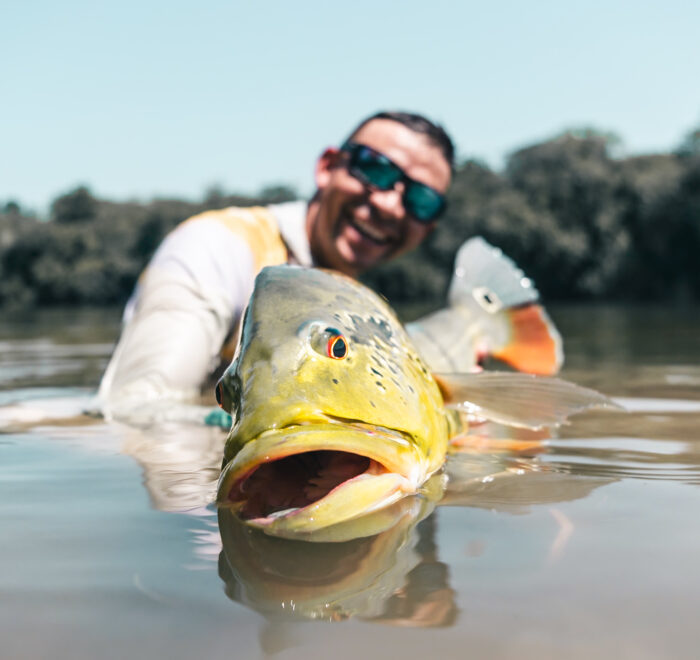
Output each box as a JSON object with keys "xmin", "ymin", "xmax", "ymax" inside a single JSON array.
[
  {"xmin": 217, "ymin": 423, "xmax": 426, "ymax": 535},
  {"xmin": 347, "ymin": 215, "xmax": 393, "ymax": 246}
]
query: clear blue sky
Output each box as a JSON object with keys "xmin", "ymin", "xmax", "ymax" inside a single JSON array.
[{"xmin": 3, "ymin": 0, "xmax": 699, "ymax": 215}]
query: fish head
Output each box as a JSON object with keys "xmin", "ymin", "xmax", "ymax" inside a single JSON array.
[{"xmin": 216, "ymin": 265, "xmax": 448, "ymax": 537}]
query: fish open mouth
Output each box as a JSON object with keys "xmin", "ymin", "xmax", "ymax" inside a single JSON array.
[
  {"xmin": 217, "ymin": 422, "xmax": 428, "ymax": 536},
  {"xmin": 231, "ymin": 450, "xmax": 380, "ymax": 519}
]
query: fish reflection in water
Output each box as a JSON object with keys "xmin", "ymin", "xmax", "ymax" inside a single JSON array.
[{"xmin": 218, "ymin": 490, "xmax": 457, "ymax": 626}]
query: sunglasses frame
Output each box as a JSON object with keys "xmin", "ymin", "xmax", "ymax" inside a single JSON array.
[{"xmin": 340, "ymin": 141, "xmax": 447, "ymax": 223}]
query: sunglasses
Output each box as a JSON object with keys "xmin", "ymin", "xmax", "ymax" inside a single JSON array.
[{"xmin": 340, "ymin": 142, "xmax": 447, "ymax": 223}]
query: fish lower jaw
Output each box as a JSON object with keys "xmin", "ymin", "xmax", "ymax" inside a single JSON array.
[
  {"xmin": 217, "ymin": 425, "xmax": 430, "ymax": 536},
  {"xmin": 245, "ymin": 470, "xmax": 415, "ymax": 533}
]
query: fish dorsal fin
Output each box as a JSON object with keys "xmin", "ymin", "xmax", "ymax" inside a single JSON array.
[
  {"xmin": 448, "ymin": 237, "xmax": 539, "ymax": 309},
  {"xmin": 434, "ymin": 372, "xmax": 622, "ymax": 430}
]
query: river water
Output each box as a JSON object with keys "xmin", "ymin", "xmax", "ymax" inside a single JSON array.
[{"xmin": 1, "ymin": 305, "xmax": 699, "ymax": 659}]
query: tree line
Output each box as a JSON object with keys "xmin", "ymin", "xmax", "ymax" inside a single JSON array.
[{"xmin": 1, "ymin": 128, "xmax": 698, "ymax": 310}]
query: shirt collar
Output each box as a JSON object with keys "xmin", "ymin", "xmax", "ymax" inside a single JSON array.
[{"xmin": 267, "ymin": 201, "xmax": 312, "ymax": 267}]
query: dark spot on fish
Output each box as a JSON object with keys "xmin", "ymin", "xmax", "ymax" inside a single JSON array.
[
  {"xmin": 332, "ymin": 378, "xmax": 339, "ymax": 385},
  {"xmin": 375, "ymin": 381, "xmax": 386, "ymax": 392},
  {"xmin": 370, "ymin": 401, "xmax": 376, "ymax": 408},
  {"xmin": 370, "ymin": 367, "xmax": 382, "ymax": 377}
]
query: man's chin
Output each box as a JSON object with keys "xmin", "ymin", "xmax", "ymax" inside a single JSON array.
[{"xmin": 334, "ymin": 237, "xmax": 392, "ymax": 275}]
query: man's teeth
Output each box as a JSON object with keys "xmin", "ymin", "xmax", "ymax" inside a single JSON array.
[{"xmin": 351, "ymin": 219, "xmax": 390, "ymax": 243}]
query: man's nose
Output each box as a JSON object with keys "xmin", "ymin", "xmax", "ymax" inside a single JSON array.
[{"xmin": 369, "ymin": 182, "xmax": 406, "ymax": 221}]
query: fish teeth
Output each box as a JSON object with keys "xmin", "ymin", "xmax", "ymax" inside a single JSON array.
[{"xmin": 268, "ymin": 507, "xmax": 299, "ymax": 519}]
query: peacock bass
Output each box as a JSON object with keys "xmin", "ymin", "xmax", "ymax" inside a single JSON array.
[{"xmin": 215, "ymin": 263, "xmax": 616, "ymax": 538}]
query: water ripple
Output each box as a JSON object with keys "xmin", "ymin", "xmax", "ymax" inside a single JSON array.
[{"xmin": 545, "ymin": 434, "xmax": 700, "ymax": 485}]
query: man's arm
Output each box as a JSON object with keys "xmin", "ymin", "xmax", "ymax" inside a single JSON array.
[{"xmin": 97, "ymin": 218, "xmax": 257, "ymax": 420}]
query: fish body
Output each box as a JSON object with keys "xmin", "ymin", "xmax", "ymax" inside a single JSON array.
[{"xmin": 216, "ymin": 264, "xmax": 617, "ymax": 538}]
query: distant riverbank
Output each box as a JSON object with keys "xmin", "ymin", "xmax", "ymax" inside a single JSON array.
[{"xmin": 2, "ymin": 129, "xmax": 698, "ymax": 310}]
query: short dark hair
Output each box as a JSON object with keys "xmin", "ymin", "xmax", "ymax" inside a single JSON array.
[{"xmin": 345, "ymin": 110, "xmax": 456, "ymax": 172}]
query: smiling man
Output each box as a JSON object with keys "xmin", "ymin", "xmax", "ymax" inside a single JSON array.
[
  {"xmin": 97, "ymin": 111, "xmax": 455, "ymax": 416},
  {"xmin": 307, "ymin": 114, "xmax": 453, "ymax": 276}
]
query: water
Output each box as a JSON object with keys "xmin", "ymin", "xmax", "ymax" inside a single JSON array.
[{"xmin": 1, "ymin": 305, "xmax": 699, "ymax": 659}]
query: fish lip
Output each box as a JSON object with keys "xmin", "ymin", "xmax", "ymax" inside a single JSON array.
[{"xmin": 216, "ymin": 422, "xmax": 428, "ymax": 530}]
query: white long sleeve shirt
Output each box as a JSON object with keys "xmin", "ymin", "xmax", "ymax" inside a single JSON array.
[{"xmin": 97, "ymin": 201, "xmax": 310, "ymax": 419}]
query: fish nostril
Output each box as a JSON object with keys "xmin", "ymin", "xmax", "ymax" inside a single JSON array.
[{"xmin": 216, "ymin": 382, "xmax": 223, "ymax": 408}]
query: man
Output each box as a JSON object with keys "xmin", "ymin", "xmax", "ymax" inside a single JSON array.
[{"xmin": 98, "ymin": 111, "xmax": 456, "ymax": 418}]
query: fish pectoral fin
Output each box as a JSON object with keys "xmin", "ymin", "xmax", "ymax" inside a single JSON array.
[{"xmin": 434, "ymin": 371, "xmax": 624, "ymax": 430}]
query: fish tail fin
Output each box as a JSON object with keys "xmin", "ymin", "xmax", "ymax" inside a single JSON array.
[
  {"xmin": 490, "ymin": 304, "xmax": 563, "ymax": 375},
  {"xmin": 434, "ymin": 372, "xmax": 624, "ymax": 430},
  {"xmin": 407, "ymin": 237, "xmax": 562, "ymax": 375}
]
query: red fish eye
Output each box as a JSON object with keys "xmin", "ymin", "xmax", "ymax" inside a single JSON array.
[{"xmin": 327, "ymin": 335, "xmax": 348, "ymax": 360}]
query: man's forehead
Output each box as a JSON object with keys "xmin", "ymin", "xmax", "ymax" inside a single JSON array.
[{"xmin": 351, "ymin": 118, "xmax": 451, "ymax": 191}]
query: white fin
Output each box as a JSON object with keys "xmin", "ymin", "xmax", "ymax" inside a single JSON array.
[
  {"xmin": 434, "ymin": 372, "xmax": 623, "ymax": 430},
  {"xmin": 407, "ymin": 237, "xmax": 563, "ymax": 375},
  {"xmin": 449, "ymin": 237, "xmax": 539, "ymax": 309}
]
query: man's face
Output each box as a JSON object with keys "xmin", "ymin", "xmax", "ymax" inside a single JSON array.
[{"xmin": 306, "ymin": 118, "xmax": 452, "ymax": 277}]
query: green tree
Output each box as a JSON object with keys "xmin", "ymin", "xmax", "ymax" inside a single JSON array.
[{"xmin": 51, "ymin": 186, "xmax": 98, "ymax": 224}]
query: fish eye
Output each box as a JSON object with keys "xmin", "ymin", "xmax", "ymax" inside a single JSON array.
[
  {"xmin": 216, "ymin": 379, "xmax": 232, "ymax": 412},
  {"xmin": 327, "ymin": 334, "xmax": 348, "ymax": 360},
  {"xmin": 215, "ymin": 370, "xmax": 240, "ymax": 415},
  {"xmin": 307, "ymin": 324, "xmax": 349, "ymax": 360}
]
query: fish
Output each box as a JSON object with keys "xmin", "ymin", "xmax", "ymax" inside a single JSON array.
[{"xmin": 215, "ymin": 263, "xmax": 618, "ymax": 539}]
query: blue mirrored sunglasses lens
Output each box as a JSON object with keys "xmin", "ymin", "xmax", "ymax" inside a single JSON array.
[
  {"xmin": 404, "ymin": 184, "xmax": 445, "ymax": 223},
  {"xmin": 352, "ymin": 147, "xmax": 402, "ymax": 189},
  {"xmin": 346, "ymin": 143, "xmax": 445, "ymax": 222}
]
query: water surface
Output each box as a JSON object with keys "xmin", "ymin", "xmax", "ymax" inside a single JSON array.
[{"xmin": 2, "ymin": 305, "xmax": 699, "ymax": 659}]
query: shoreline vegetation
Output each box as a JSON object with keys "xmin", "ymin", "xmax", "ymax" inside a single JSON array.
[{"xmin": 2, "ymin": 129, "xmax": 698, "ymax": 310}]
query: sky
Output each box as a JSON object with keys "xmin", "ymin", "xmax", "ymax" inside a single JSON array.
[{"xmin": 3, "ymin": 0, "xmax": 699, "ymax": 215}]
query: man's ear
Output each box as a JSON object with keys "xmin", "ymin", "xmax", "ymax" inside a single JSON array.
[{"xmin": 314, "ymin": 147, "xmax": 342, "ymax": 189}]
